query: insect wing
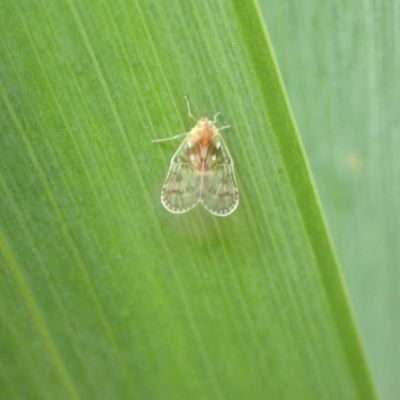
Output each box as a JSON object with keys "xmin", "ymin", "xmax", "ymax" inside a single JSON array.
[
  {"xmin": 201, "ymin": 135, "xmax": 239, "ymax": 216},
  {"xmin": 161, "ymin": 135, "xmax": 201, "ymax": 213}
]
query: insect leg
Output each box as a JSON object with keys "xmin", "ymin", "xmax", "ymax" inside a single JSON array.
[
  {"xmin": 152, "ymin": 132, "xmax": 189, "ymax": 143},
  {"xmin": 212, "ymin": 112, "xmax": 221, "ymax": 124},
  {"xmin": 184, "ymin": 96, "xmax": 198, "ymax": 121}
]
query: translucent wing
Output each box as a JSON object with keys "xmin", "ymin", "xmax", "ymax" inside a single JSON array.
[
  {"xmin": 161, "ymin": 135, "xmax": 202, "ymax": 213},
  {"xmin": 201, "ymin": 135, "xmax": 239, "ymax": 216}
]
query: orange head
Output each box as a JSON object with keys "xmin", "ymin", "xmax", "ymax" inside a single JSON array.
[{"xmin": 193, "ymin": 118, "xmax": 217, "ymax": 146}]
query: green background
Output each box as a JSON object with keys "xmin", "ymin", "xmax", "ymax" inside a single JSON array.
[{"xmin": 260, "ymin": 1, "xmax": 399, "ymax": 399}]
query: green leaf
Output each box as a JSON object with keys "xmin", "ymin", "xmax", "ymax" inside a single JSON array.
[
  {"xmin": 259, "ymin": 1, "xmax": 400, "ymax": 399},
  {"xmin": 0, "ymin": 0, "xmax": 377, "ymax": 399}
]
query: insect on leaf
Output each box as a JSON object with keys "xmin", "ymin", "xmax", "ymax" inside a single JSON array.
[{"xmin": 153, "ymin": 99, "xmax": 239, "ymax": 216}]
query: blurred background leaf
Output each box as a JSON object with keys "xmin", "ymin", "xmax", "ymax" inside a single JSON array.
[
  {"xmin": 0, "ymin": 0, "xmax": 379, "ymax": 399},
  {"xmin": 259, "ymin": 1, "xmax": 400, "ymax": 399}
]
